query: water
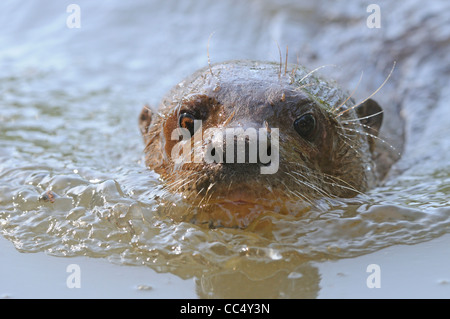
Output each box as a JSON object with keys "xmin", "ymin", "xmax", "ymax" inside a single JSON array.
[{"xmin": 0, "ymin": 0, "xmax": 449, "ymax": 298}]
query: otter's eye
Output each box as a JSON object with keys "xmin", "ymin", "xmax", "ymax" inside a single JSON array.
[
  {"xmin": 294, "ymin": 113, "xmax": 316, "ymax": 141},
  {"xmin": 179, "ymin": 112, "xmax": 196, "ymax": 136}
]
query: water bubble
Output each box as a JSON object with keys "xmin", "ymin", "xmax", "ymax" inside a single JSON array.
[{"xmin": 136, "ymin": 284, "xmax": 152, "ymax": 291}]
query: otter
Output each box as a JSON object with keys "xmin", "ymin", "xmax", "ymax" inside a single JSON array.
[{"xmin": 138, "ymin": 60, "xmax": 386, "ymax": 228}]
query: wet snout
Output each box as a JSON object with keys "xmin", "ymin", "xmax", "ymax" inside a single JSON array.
[{"xmin": 203, "ymin": 119, "xmax": 279, "ymax": 175}]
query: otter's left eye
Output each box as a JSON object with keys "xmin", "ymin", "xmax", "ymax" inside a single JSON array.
[
  {"xmin": 294, "ymin": 113, "xmax": 316, "ymax": 141},
  {"xmin": 179, "ymin": 112, "xmax": 196, "ymax": 136}
]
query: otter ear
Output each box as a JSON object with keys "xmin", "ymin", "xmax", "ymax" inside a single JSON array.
[
  {"xmin": 356, "ymin": 99, "xmax": 383, "ymax": 137},
  {"xmin": 139, "ymin": 105, "xmax": 153, "ymax": 136},
  {"xmin": 139, "ymin": 105, "xmax": 164, "ymax": 170},
  {"xmin": 356, "ymin": 99, "xmax": 383, "ymax": 153}
]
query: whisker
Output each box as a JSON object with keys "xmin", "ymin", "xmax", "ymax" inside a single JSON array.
[
  {"xmin": 167, "ymin": 171, "xmax": 202, "ymax": 192},
  {"xmin": 294, "ymin": 82, "xmax": 316, "ymax": 91},
  {"xmin": 332, "ymin": 71, "xmax": 364, "ymax": 114},
  {"xmin": 287, "ymin": 159, "xmax": 366, "ymax": 199},
  {"xmin": 285, "ymin": 187, "xmax": 314, "ymax": 206},
  {"xmin": 285, "ymin": 45, "xmax": 288, "ymax": 76},
  {"xmin": 286, "ymin": 171, "xmax": 335, "ymax": 199},
  {"xmin": 337, "ymin": 61, "xmax": 396, "ymax": 118},
  {"xmin": 336, "ymin": 131, "xmax": 365, "ymax": 159},
  {"xmin": 194, "ymin": 178, "xmax": 217, "ymax": 207},
  {"xmin": 340, "ymin": 110, "xmax": 384, "ymax": 123},
  {"xmin": 340, "ymin": 127, "xmax": 400, "ymax": 155},
  {"xmin": 223, "ymin": 109, "xmax": 236, "ymax": 127},
  {"xmin": 286, "ymin": 161, "xmax": 315, "ymax": 173},
  {"xmin": 341, "ymin": 126, "xmax": 387, "ymax": 145},
  {"xmin": 207, "ymin": 32, "xmax": 215, "ymax": 77},
  {"xmin": 344, "ymin": 121, "xmax": 381, "ymax": 135},
  {"xmin": 321, "ymin": 173, "xmax": 366, "ymax": 197},
  {"xmin": 290, "ymin": 51, "xmax": 300, "ymax": 82},
  {"xmin": 276, "ymin": 40, "xmax": 282, "ymax": 79},
  {"xmin": 194, "ymin": 187, "xmax": 206, "ymax": 204},
  {"xmin": 298, "ymin": 64, "xmax": 336, "ymax": 84},
  {"xmin": 227, "ymin": 180, "xmax": 233, "ymax": 194}
]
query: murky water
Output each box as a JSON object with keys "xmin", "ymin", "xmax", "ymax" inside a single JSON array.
[{"xmin": 1, "ymin": 0, "xmax": 449, "ymax": 298}]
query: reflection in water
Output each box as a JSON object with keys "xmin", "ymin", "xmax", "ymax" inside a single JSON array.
[
  {"xmin": 0, "ymin": 0, "xmax": 449, "ymax": 298},
  {"xmin": 196, "ymin": 263, "xmax": 320, "ymax": 299},
  {"xmin": 1, "ymin": 163, "xmax": 449, "ymax": 297}
]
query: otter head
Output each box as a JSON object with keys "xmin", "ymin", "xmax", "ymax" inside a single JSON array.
[{"xmin": 139, "ymin": 60, "xmax": 383, "ymax": 227}]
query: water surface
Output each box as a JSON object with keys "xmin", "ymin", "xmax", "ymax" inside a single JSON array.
[{"xmin": 1, "ymin": 0, "xmax": 449, "ymax": 298}]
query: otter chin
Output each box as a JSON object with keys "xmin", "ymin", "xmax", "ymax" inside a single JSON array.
[{"xmin": 139, "ymin": 60, "xmax": 385, "ymax": 228}]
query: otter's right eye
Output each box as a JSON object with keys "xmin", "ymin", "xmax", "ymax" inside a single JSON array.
[
  {"xmin": 294, "ymin": 113, "xmax": 316, "ymax": 141},
  {"xmin": 179, "ymin": 112, "xmax": 196, "ymax": 136}
]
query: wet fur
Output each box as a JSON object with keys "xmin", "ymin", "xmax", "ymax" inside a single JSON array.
[{"xmin": 139, "ymin": 60, "xmax": 391, "ymax": 226}]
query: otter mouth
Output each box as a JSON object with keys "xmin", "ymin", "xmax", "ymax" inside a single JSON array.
[{"xmin": 213, "ymin": 191, "xmax": 260, "ymax": 204}]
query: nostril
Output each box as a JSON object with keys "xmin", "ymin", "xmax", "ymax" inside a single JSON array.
[{"xmin": 211, "ymin": 147, "xmax": 216, "ymax": 157}]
